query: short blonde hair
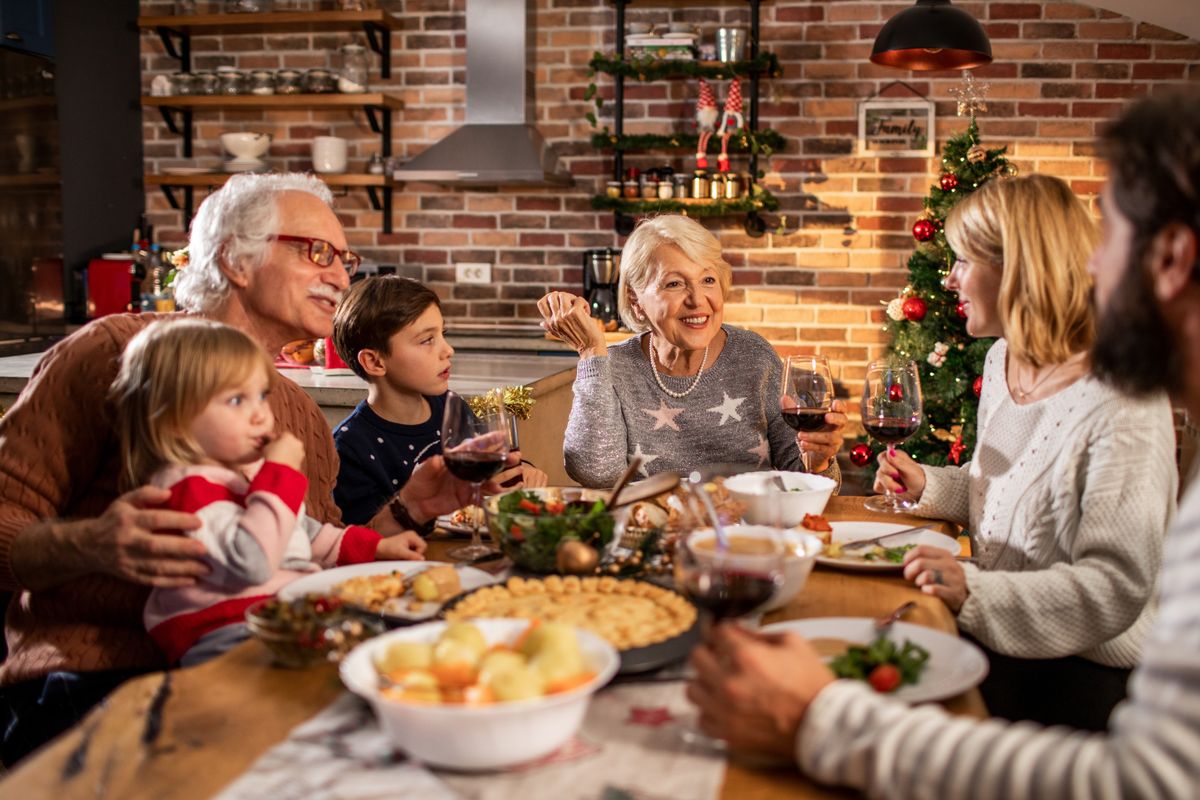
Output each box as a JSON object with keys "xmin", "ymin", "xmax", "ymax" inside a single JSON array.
[
  {"xmin": 110, "ymin": 318, "xmax": 277, "ymax": 489},
  {"xmin": 617, "ymin": 215, "xmax": 732, "ymax": 333},
  {"xmin": 944, "ymin": 174, "xmax": 1097, "ymax": 367}
]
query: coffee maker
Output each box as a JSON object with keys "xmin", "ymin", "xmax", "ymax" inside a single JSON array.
[{"xmin": 582, "ymin": 248, "xmax": 621, "ymax": 329}]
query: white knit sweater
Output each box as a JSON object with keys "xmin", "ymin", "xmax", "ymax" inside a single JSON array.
[
  {"xmin": 796, "ymin": 482, "xmax": 1200, "ymax": 799},
  {"xmin": 910, "ymin": 340, "xmax": 1177, "ymax": 667}
]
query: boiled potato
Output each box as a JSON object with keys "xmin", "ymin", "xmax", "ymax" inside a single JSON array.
[
  {"xmin": 488, "ymin": 664, "xmax": 545, "ymax": 702},
  {"xmin": 411, "ymin": 573, "xmax": 439, "ymax": 602},
  {"xmin": 519, "ymin": 622, "xmax": 577, "ymax": 659},
  {"xmin": 374, "ymin": 641, "xmax": 434, "ymax": 673},
  {"xmin": 530, "ymin": 643, "xmax": 585, "ymax": 686},
  {"xmin": 477, "ymin": 650, "xmax": 526, "ymax": 683},
  {"xmin": 433, "ymin": 637, "xmax": 483, "ymax": 669},
  {"xmin": 439, "ymin": 622, "xmax": 488, "ymax": 659},
  {"xmin": 386, "ymin": 668, "xmax": 441, "ymax": 704}
]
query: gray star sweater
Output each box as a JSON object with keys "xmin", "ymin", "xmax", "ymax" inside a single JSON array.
[{"xmin": 564, "ymin": 325, "xmax": 841, "ymax": 490}]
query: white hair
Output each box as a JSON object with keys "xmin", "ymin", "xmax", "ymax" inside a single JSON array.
[{"xmin": 174, "ymin": 172, "xmax": 334, "ymax": 313}]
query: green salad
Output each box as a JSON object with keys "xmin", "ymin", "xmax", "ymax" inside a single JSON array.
[
  {"xmin": 830, "ymin": 634, "xmax": 930, "ymax": 692},
  {"xmin": 492, "ymin": 490, "xmax": 615, "ymax": 573},
  {"xmin": 863, "ymin": 543, "xmax": 917, "ymax": 563}
]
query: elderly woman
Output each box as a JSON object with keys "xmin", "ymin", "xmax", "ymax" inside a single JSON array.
[
  {"xmin": 877, "ymin": 174, "xmax": 1177, "ymax": 730},
  {"xmin": 538, "ymin": 214, "xmax": 845, "ymax": 489}
]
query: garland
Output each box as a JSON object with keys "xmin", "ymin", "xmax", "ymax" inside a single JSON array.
[
  {"xmin": 590, "ymin": 189, "xmax": 780, "ymax": 216},
  {"xmin": 588, "ymin": 51, "xmax": 782, "ymax": 81},
  {"xmin": 590, "ymin": 128, "xmax": 785, "ymax": 156}
]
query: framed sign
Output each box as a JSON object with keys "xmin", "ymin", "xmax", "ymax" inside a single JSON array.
[{"xmin": 858, "ymin": 99, "xmax": 935, "ymax": 157}]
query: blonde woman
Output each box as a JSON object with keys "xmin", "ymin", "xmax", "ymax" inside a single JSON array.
[
  {"xmin": 538, "ymin": 214, "xmax": 846, "ymax": 488},
  {"xmin": 877, "ymin": 174, "xmax": 1177, "ymax": 729}
]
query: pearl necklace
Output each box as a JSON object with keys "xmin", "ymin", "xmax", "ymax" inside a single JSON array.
[{"xmin": 648, "ymin": 334, "xmax": 709, "ymax": 398}]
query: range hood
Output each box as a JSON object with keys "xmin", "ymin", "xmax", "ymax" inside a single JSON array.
[{"xmin": 394, "ymin": 0, "xmax": 572, "ymax": 186}]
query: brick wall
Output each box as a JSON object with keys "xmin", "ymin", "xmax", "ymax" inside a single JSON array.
[{"xmin": 139, "ymin": 0, "xmax": 1199, "ymax": 395}]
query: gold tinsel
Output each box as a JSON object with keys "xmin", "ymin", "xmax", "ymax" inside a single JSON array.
[
  {"xmin": 468, "ymin": 385, "xmax": 536, "ymax": 420},
  {"xmin": 930, "ymin": 424, "xmax": 964, "ymax": 443}
]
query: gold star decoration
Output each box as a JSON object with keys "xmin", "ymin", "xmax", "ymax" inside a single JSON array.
[{"xmin": 950, "ymin": 70, "xmax": 989, "ymax": 118}]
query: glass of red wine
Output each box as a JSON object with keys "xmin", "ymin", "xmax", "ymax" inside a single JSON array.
[
  {"xmin": 861, "ymin": 359, "xmax": 923, "ymax": 513},
  {"xmin": 781, "ymin": 354, "xmax": 834, "ymax": 473},
  {"xmin": 441, "ymin": 389, "xmax": 511, "ymax": 561}
]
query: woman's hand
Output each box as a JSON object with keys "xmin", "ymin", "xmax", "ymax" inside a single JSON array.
[
  {"xmin": 537, "ymin": 291, "xmax": 607, "ymax": 359},
  {"xmin": 686, "ymin": 623, "xmax": 836, "ymax": 757},
  {"xmin": 375, "ymin": 530, "xmax": 428, "ymax": 561},
  {"xmin": 787, "ymin": 399, "xmax": 847, "ymax": 474},
  {"xmin": 873, "ymin": 449, "xmax": 927, "ymax": 502},
  {"xmin": 400, "ymin": 451, "xmax": 523, "ymax": 522},
  {"xmin": 902, "ymin": 545, "xmax": 968, "ymax": 612},
  {"xmin": 494, "ymin": 449, "xmax": 548, "ymax": 489}
]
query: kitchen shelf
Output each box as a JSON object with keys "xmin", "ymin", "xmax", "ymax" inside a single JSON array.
[
  {"xmin": 588, "ymin": 52, "xmax": 781, "ymax": 81},
  {"xmin": 591, "ymin": 191, "xmax": 779, "ymax": 217},
  {"xmin": 138, "ymin": 9, "xmax": 401, "ymax": 78},
  {"xmin": 0, "ymin": 173, "xmax": 60, "ymax": 187},
  {"xmin": 145, "ymin": 172, "xmax": 394, "ymax": 233},
  {"xmin": 591, "ymin": 128, "xmax": 784, "ymax": 154},
  {"xmin": 0, "ymin": 96, "xmax": 55, "ymax": 113}
]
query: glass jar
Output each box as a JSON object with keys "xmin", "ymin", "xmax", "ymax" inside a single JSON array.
[
  {"xmin": 337, "ymin": 44, "xmax": 369, "ymax": 93},
  {"xmin": 192, "ymin": 70, "xmax": 218, "ymax": 95},
  {"xmin": 605, "ymin": 180, "xmax": 622, "ymax": 198},
  {"xmin": 657, "ymin": 179, "xmax": 674, "ymax": 200},
  {"xmin": 338, "ymin": 0, "xmax": 367, "ymax": 9},
  {"xmin": 248, "ymin": 69, "xmax": 275, "ymax": 96},
  {"xmin": 366, "ymin": 152, "xmax": 385, "ymax": 175},
  {"xmin": 672, "ymin": 174, "xmax": 690, "ymax": 199},
  {"xmin": 724, "ymin": 172, "xmax": 743, "ymax": 199},
  {"xmin": 169, "ymin": 71, "xmax": 196, "ymax": 96},
  {"xmin": 709, "ymin": 172, "xmax": 725, "ymax": 200},
  {"xmin": 640, "ymin": 178, "xmax": 658, "ymax": 200},
  {"xmin": 275, "ymin": 69, "xmax": 303, "ymax": 95},
  {"xmin": 691, "ymin": 170, "xmax": 709, "ymax": 199},
  {"xmin": 225, "ymin": 0, "xmax": 272, "ymax": 11},
  {"xmin": 304, "ymin": 68, "xmax": 336, "ymax": 94},
  {"xmin": 216, "ymin": 68, "xmax": 246, "ymax": 95}
]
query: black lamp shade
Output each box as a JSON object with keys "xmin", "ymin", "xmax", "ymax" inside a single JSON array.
[{"xmin": 871, "ymin": 0, "xmax": 993, "ymax": 71}]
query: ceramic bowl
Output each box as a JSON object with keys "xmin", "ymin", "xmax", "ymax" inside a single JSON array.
[
  {"xmin": 687, "ymin": 524, "xmax": 823, "ymax": 611},
  {"xmin": 723, "ymin": 470, "xmax": 836, "ymax": 528},
  {"xmin": 220, "ymin": 131, "xmax": 272, "ymax": 161},
  {"xmin": 339, "ymin": 619, "xmax": 620, "ymax": 771}
]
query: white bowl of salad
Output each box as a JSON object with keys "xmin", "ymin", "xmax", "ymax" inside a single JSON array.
[{"xmin": 484, "ymin": 487, "xmax": 621, "ymax": 573}]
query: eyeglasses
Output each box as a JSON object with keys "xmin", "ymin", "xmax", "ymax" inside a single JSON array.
[{"xmin": 273, "ymin": 234, "xmax": 361, "ymax": 276}]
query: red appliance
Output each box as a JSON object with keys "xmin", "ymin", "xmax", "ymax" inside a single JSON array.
[{"xmin": 87, "ymin": 257, "xmax": 133, "ymax": 319}]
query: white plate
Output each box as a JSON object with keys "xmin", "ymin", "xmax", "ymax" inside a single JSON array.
[
  {"xmin": 278, "ymin": 561, "xmax": 498, "ymax": 622},
  {"xmin": 162, "ymin": 167, "xmax": 215, "ymax": 176},
  {"xmin": 815, "ymin": 521, "xmax": 960, "ymax": 572},
  {"xmin": 762, "ymin": 617, "xmax": 988, "ymax": 704},
  {"xmin": 662, "ymin": 31, "xmax": 698, "ymax": 39},
  {"xmin": 436, "ymin": 506, "xmax": 484, "ymax": 536}
]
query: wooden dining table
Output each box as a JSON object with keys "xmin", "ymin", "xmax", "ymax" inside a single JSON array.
[{"xmin": 0, "ymin": 496, "xmax": 985, "ymax": 799}]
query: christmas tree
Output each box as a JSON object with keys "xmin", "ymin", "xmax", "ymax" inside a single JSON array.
[{"xmin": 855, "ymin": 118, "xmax": 1012, "ymax": 469}]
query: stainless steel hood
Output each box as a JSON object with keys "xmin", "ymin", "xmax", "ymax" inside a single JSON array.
[{"xmin": 394, "ymin": 0, "xmax": 572, "ymax": 186}]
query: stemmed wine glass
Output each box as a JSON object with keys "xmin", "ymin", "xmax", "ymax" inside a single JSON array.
[
  {"xmin": 781, "ymin": 355, "xmax": 835, "ymax": 473},
  {"xmin": 441, "ymin": 389, "xmax": 511, "ymax": 561},
  {"xmin": 860, "ymin": 359, "xmax": 923, "ymax": 513}
]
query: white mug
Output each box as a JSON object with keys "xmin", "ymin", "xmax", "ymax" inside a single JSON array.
[{"xmin": 311, "ymin": 136, "xmax": 348, "ymax": 173}]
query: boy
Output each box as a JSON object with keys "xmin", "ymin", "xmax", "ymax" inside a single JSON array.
[{"xmin": 331, "ymin": 276, "xmax": 545, "ymax": 525}]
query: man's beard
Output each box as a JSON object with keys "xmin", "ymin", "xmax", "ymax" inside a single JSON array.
[{"xmin": 1091, "ymin": 252, "xmax": 1182, "ymax": 397}]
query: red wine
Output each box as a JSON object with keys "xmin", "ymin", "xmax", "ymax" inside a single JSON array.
[
  {"xmin": 864, "ymin": 417, "xmax": 919, "ymax": 445},
  {"xmin": 443, "ymin": 452, "xmax": 505, "ymax": 483},
  {"xmin": 782, "ymin": 409, "xmax": 828, "ymax": 432},
  {"xmin": 681, "ymin": 570, "xmax": 778, "ymax": 620}
]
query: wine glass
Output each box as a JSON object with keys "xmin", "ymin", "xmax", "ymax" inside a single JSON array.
[
  {"xmin": 781, "ymin": 355, "xmax": 835, "ymax": 473},
  {"xmin": 441, "ymin": 389, "xmax": 511, "ymax": 561},
  {"xmin": 860, "ymin": 359, "xmax": 923, "ymax": 513}
]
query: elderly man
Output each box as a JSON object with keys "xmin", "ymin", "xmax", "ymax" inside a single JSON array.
[
  {"xmin": 0, "ymin": 174, "xmax": 475, "ymax": 764},
  {"xmin": 687, "ymin": 89, "xmax": 1200, "ymax": 798}
]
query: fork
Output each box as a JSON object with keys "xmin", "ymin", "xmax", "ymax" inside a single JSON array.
[{"xmin": 874, "ymin": 600, "xmax": 917, "ymax": 632}]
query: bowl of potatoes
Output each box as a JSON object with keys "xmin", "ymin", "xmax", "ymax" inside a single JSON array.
[{"xmin": 339, "ymin": 618, "xmax": 620, "ymax": 770}]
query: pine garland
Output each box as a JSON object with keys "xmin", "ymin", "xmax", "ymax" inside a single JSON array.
[
  {"xmin": 589, "ymin": 128, "xmax": 785, "ymax": 156},
  {"xmin": 588, "ymin": 51, "xmax": 782, "ymax": 81},
  {"xmin": 871, "ymin": 120, "xmax": 1013, "ymax": 467},
  {"xmin": 590, "ymin": 188, "xmax": 780, "ymax": 216}
]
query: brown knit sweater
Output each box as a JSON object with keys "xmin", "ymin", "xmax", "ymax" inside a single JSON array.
[{"xmin": 0, "ymin": 313, "xmax": 342, "ymax": 685}]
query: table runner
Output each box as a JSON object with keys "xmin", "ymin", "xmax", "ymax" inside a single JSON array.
[{"xmin": 214, "ymin": 681, "xmax": 724, "ymax": 800}]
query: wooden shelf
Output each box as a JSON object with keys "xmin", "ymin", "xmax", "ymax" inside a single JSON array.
[
  {"xmin": 142, "ymin": 92, "xmax": 403, "ymax": 111},
  {"xmin": 137, "ymin": 10, "xmax": 400, "ymax": 33},
  {"xmin": 0, "ymin": 96, "xmax": 54, "ymax": 113},
  {"xmin": 146, "ymin": 172, "xmax": 390, "ymax": 187},
  {"xmin": 0, "ymin": 174, "xmax": 60, "ymax": 187}
]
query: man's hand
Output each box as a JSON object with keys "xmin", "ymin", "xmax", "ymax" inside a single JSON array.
[
  {"xmin": 375, "ymin": 530, "xmax": 427, "ymax": 561},
  {"xmin": 686, "ymin": 624, "xmax": 836, "ymax": 758},
  {"xmin": 13, "ymin": 486, "xmax": 208, "ymax": 590}
]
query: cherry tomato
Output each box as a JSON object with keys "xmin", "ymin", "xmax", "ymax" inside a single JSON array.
[{"xmin": 868, "ymin": 663, "xmax": 902, "ymax": 693}]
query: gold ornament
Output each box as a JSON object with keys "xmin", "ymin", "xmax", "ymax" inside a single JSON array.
[
  {"xmin": 556, "ymin": 540, "xmax": 599, "ymax": 574},
  {"xmin": 967, "ymin": 145, "xmax": 986, "ymax": 164},
  {"xmin": 467, "ymin": 385, "xmax": 536, "ymax": 421}
]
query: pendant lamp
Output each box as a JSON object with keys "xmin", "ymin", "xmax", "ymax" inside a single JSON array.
[{"xmin": 870, "ymin": 0, "xmax": 993, "ymax": 71}]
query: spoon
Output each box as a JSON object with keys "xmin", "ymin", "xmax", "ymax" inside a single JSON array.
[
  {"xmin": 608, "ymin": 470, "xmax": 680, "ymax": 509},
  {"xmin": 607, "ymin": 456, "xmax": 644, "ymax": 509}
]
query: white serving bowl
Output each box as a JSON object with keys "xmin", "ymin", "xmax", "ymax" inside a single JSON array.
[
  {"xmin": 339, "ymin": 618, "xmax": 620, "ymax": 771},
  {"xmin": 689, "ymin": 524, "xmax": 823, "ymax": 611},
  {"xmin": 723, "ymin": 470, "xmax": 836, "ymax": 528},
  {"xmin": 220, "ymin": 131, "xmax": 272, "ymax": 161}
]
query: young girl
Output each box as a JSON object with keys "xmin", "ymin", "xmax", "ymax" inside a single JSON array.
[{"xmin": 111, "ymin": 318, "xmax": 427, "ymax": 667}]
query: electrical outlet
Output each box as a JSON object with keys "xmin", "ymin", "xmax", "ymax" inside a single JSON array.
[{"xmin": 455, "ymin": 262, "xmax": 491, "ymax": 284}]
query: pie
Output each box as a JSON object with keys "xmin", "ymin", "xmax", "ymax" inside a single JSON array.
[{"xmin": 444, "ymin": 575, "xmax": 697, "ymax": 650}]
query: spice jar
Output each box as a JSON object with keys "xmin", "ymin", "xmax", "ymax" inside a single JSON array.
[
  {"xmin": 192, "ymin": 70, "xmax": 218, "ymax": 95},
  {"xmin": 169, "ymin": 71, "xmax": 196, "ymax": 96},
  {"xmin": 640, "ymin": 175, "xmax": 658, "ymax": 200},
  {"xmin": 216, "ymin": 67, "xmax": 246, "ymax": 95},
  {"xmin": 623, "ymin": 167, "xmax": 641, "ymax": 199},
  {"xmin": 303, "ymin": 68, "xmax": 336, "ymax": 94},
  {"xmin": 709, "ymin": 172, "xmax": 725, "ymax": 200},
  {"xmin": 274, "ymin": 68, "xmax": 303, "ymax": 95},
  {"xmin": 337, "ymin": 44, "xmax": 369, "ymax": 93},
  {"xmin": 248, "ymin": 69, "xmax": 275, "ymax": 95},
  {"xmin": 691, "ymin": 169, "xmax": 709, "ymax": 199},
  {"xmin": 605, "ymin": 180, "xmax": 622, "ymax": 198},
  {"xmin": 672, "ymin": 173, "xmax": 690, "ymax": 199},
  {"xmin": 225, "ymin": 0, "xmax": 272, "ymax": 11},
  {"xmin": 724, "ymin": 172, "xmax": 742, "ymax": 199},
  {"xmin": 657, "ymin": 178, "xmax": 674, "ymax": 200}
]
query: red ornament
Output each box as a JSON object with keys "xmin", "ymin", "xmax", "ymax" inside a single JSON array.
[
  {"xmin": 939, "ymin": 173, "xmax": 959, "ymax": 191},
  {"xmin": 902, "ymin": 296, "xmax": 927, "ymax": 322},
  {"xmin": 850, "ymin": 442, "xmax": 873, "ymax": 467},
  {"xmin": 887, "ymin": 384, "xmax": 904, "ymax": 403},
  {"xmin": 912, "ymin": 219, "xmax": 936, "ymax": 242},
  {"xmin": 949, "ymin": 436, "xmax": 967, "ymax": 465},
  {"xmin": 956, "ymin": 302, "xmax": 968, "ymax": 319},
  {"xmin": 973, "ymin": 375, "xmax": 983, "ymax": 397}
]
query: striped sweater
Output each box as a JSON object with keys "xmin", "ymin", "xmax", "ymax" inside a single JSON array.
[
  {"xmin": 796, "ymin": 482, "xmax": 1200, "ymax": 799},
  {"xmin": 144, "ymin": 461, "xmax": 380, "ymax": 664}
]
